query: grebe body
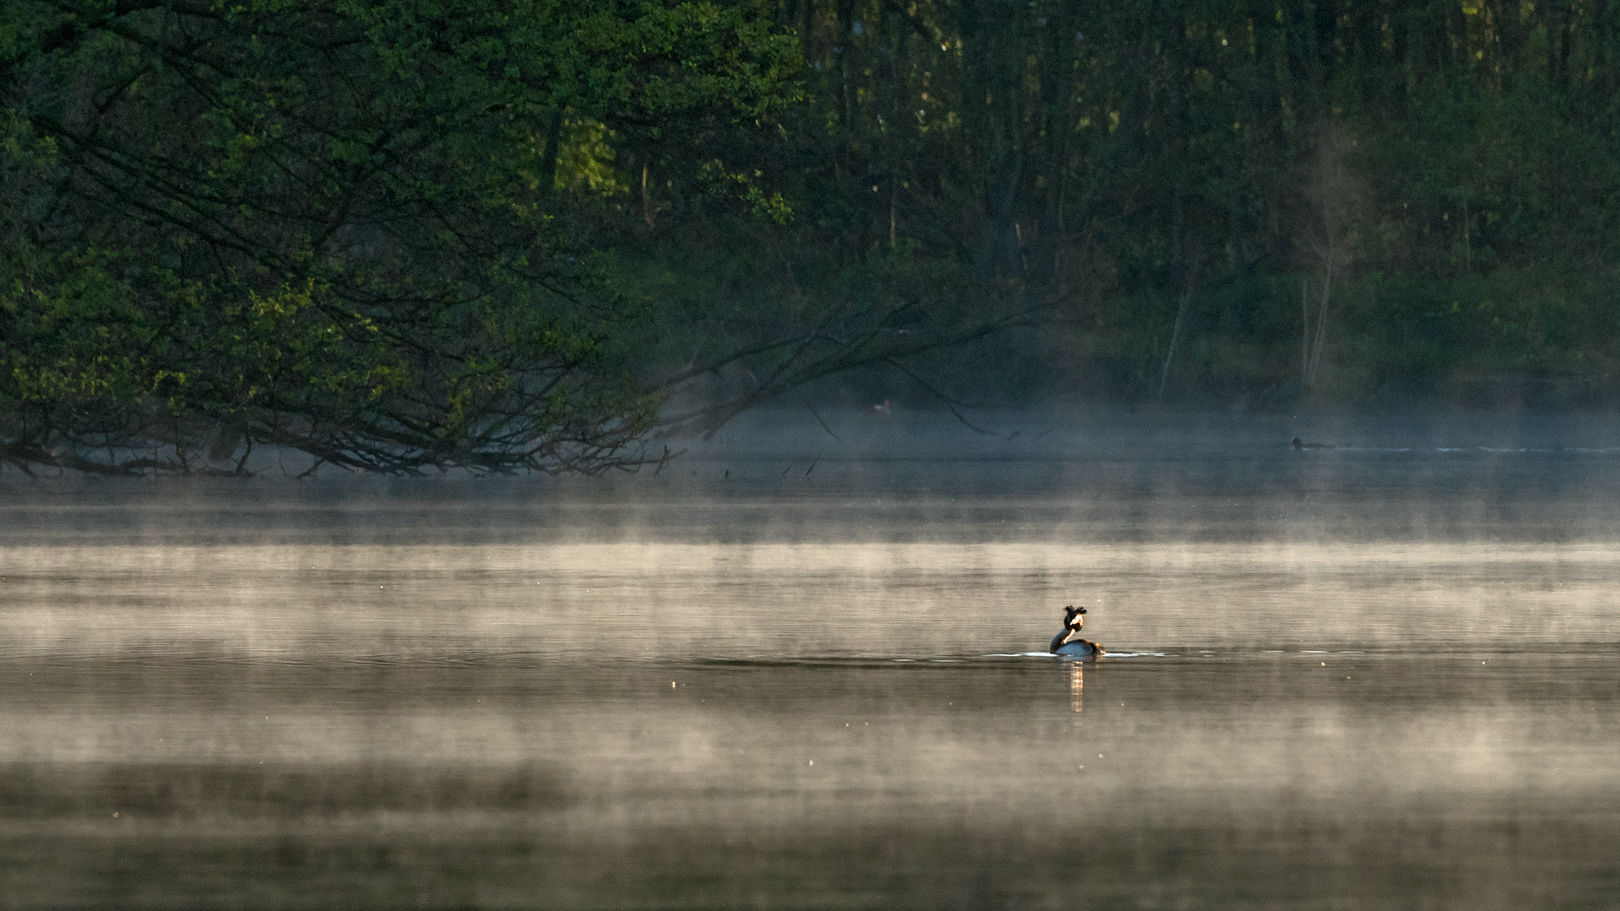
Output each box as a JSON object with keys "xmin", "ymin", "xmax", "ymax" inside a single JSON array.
[{"xmin": 1052, "ymin": 638, "xmax": 1104, "ymax": 658}]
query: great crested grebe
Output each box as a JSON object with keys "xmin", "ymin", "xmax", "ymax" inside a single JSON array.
[{"xmin": 1049, "ymin": 605, "xmax": 1105, "ymax": 658}]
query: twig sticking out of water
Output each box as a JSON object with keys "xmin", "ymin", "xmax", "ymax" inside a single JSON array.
[{"xmin": 804, "ymin": 399, "xmax": 842, "ymax": 441}]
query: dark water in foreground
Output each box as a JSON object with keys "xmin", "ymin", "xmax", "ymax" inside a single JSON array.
[{"xmin": 3, "ymin": 414, "xmax": 1619, "ymax": 909}]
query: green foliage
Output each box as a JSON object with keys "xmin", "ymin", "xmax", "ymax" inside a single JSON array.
[
  {"xmin": 9, "ymin": 0, "xmax": 1620, "ymax": 478},
  {"xmin": 663, "ymin": 0, "xmax": 1620, "ymax": 410},
  {"xmin": 0, "ymin": 0, "xmax": 798, "ymax": 474}
]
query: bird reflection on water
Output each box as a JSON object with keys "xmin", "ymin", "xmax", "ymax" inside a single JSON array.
[{"xmin": 1070, "ymin": 662, "xmax": 1084, "ymax": 715}]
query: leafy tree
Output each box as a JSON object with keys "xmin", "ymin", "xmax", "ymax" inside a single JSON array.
[
  {"xmin": 10, "ymin": 0, "xmax": 1620, "ymax": 475},
  {"xmin": 0, "ymin": 0, "xmax": 798, "ymax": 474}
]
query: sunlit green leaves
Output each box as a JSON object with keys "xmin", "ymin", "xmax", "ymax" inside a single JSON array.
[{"xmin": 1, "ymin": 0, "xmax": 799, "ymax": 474}]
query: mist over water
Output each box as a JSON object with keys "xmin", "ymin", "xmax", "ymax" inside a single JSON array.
[{"xmin": 2, "ymin": 409, "xmax": 1618, "ymax": 909}]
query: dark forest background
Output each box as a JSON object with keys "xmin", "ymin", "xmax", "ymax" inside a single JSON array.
[{"xmin": 5, "ymin": 0, "xmax": 1620, "ymax": 474}]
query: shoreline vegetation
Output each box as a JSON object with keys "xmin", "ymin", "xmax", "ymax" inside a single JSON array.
[{"xmin": 5, "ymin": 1, "xmax": 1620, "ymax": 476}]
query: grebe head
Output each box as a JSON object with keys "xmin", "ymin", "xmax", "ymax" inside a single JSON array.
[{"xmin": 1062, "ymin": 605, "xmax": 1087, "ymax": 631}]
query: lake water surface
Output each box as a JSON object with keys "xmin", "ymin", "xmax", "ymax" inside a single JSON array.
[{"xmin": 2, "ymin": 411, "xmax": 1618, "ymax": 909}]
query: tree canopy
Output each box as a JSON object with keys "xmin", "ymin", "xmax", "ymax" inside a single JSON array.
[
  {"xmin": 1, "ymin": 0, "xmax": 798, "ymax": 474},
  {"xmin": 7, "ymin": 0, "xmax": 1620, "ymax": 475},
  {"xmin": 739, "ymin": 0, "xmax": 1620, "ymax": 407}
]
